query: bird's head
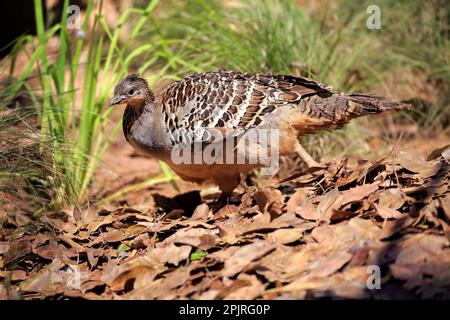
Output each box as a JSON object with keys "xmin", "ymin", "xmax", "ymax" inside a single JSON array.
[{"xmin": 110, "ymin": 74, "xmax": 154, "ymax": 107}]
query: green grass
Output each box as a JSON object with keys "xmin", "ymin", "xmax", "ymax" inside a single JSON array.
[
  {"xmin": 142, "ymin": 0, "xmax": 381, "ymax": 92},
  {"xmin": 1, "ymin": 0, "xmax": 170, "ymax": 210}
]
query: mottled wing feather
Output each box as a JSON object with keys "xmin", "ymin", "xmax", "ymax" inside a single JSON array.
[
  {"xmin": 156, "ymin": 70, "xmax": 409, "ymax": 144},
  {"xmin": 158, "ymin": 71, "xmax": 331, "ymax": 135}
]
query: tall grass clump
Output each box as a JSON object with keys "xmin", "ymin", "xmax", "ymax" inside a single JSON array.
[{"xmin": 3, "ymin": 0, "xmax": 163, "ymax": 210}]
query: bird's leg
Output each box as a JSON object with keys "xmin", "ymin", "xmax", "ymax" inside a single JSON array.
[
  {"xmin": 217, "ymin": 191, "xmax": 231, "ymax": 206},
  {"xmin": 212, "ymin": 178, "xmax": 239, "ymax": 211},
  {"xmin": 209, "ymin": 191, "xmax": 231, "ymax": 212},
  {"xmin": 294, "ymin": 142, "xmax": 322, "ymax": 168}
]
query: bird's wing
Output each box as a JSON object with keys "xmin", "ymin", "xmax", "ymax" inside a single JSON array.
[
  {"xmin": 158, "ymin": 70, "xmax": 332, "ymax": 133},
  {"xmin": 158, "ymin": 71, "xmax": 408, "ymax": 143}
]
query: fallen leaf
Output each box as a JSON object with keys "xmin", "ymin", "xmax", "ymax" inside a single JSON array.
[
  {"xmin": 103, "ymin": 225, "xmax": 146, "ymax": 243},
  {"xmin": 105, "ymin": 256, "xmax": 163, "ymax": 291},
  {"xmin": 308, "ymin": 251, "xmax": 353, "ymax": 278},
  {"xmin": 379, "ymin": 216, "xmax": 415, "ymax": 240},
  {"xmin": 255, "ymin": 188, "xmax": 284, "ymax": 218},
  {"xmin": 395, "ymin": 151, "xmax": 439, "ymax": 178},
  {"xmin": 4, "ymin": 240, "xmax": 31, "ymax": 266},
  {"xmin": 426, "ymin": 144, "xmax": 450, "ymax": 161},
  {"xmin": 190, "ymin": 249, "xmax": 208, "ymax": 261},
  {"xmin": 375, "ymin": 205, "xmax": 404, "ymax": 219},
  {"xmin": 286, "ymin": 188, "xmax": 308, "ymax": 213},
  {"xmin": 339, "ymin": 182, "xmax": 380, "ymax": 208},
  {"xmin": 223, "ymin": 241, "xmax": 275, "ymax": 278},
  {"xmin": 224, "ymin": 274, "xmax": 265, "ymax": 300},
  {"xmin": 86, "ymin": 215, "xmax": 116, "ymax": 233},
  {"xmin": 0, "ymin": 242, "xmax": 9, "ymax": 255},
  {"xmin": 163, "ymin": 227, "xmax": 219, "ymax": 250},
  {"xmin": 287, "ymin": 188, "xmax": 321, "ymax": 220},
  {"xmin": 124, "ymin": 266, "xmax": 191, "ymax": 299},
  {"xmin": 20, "ymin": 270, "xmax": 64, "ymax": 297},
  {"xmin": 151, "ymin": 244, "xmax": 192, "ymax": 266},
  {"xmin": 378, "ymin": 188, "xmax": 405, "ymax": 210},
  {"xmin": 192, "ymin": 203, "xmax": 211, "ymax": 220},
  {"xmin": 270, "ymin": 212, "xmax": 306, "ymax": 228},
  {"xmin": 268, "ymin": 228, "xmax": 304, "ymax": 244},
  {"xmin": 213, "ymin": 204, "xmax": 240, "ymax": 220}
]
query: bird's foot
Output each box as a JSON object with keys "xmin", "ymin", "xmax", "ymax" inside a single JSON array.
[{"xmin": 209, "ymin": 192, "xmax": 231, "ymax": 212}]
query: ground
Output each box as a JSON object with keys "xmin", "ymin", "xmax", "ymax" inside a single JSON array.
[{"xmin": 1, "ymin": 143, "xmax": 449, "ymax": 299}]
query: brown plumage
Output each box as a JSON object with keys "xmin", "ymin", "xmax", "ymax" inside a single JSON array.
[{"xmin": 111, "ymin": 70, "xmax": 410, "ymax": 202}]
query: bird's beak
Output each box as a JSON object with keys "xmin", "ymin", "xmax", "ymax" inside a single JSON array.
[{"xmin": 110, "ymin": 95, "xmax": 126, "ymax": 106}]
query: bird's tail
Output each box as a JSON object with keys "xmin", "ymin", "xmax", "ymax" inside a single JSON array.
[
  {"xmin": 344, "ymin": 94, "xmax": 411, "ymax": 118},
  {"xmin": 295, "ymin": 93, "xmax": 411, "ymax": 134},
  {"xmin": 302, "ymin": 93, "xmax": 411, "ymax": 124}
]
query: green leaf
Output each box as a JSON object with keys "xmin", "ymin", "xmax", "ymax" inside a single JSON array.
[
  {"xmin": 117, "ymin": 243, "xmax": 131, "ymax": 253},
  {"xmin": 190, "ymin": 249, "xmax": 208, "ymax": 261}
]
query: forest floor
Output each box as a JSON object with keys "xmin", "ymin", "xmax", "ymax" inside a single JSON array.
[{"xmin": 1, "ymin": 133, "xmax": 449, "ymax": 299}]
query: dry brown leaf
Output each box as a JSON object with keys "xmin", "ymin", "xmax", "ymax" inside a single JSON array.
[
  {"xmin": 0, "ymin": 269, "xmax": 28, "ymax": 281},
  {"xmin": 375, "ymin": 204, "xmax": 404, "ymax": 219},
  {"xmin": 378, "ymin": 188, "xmax": 405, "ymax": 210},
  {"xmin": 440, "ymin": 195, "xmax": 450, "ymax": 221},
  {"xmin": 379, "ymin": 216, "xmax": 415, "ymax": 240},
  {"xmin": 255, "ymin": 188, "xmax": 284, "ymax": 218},
  {"xmin": 312, "ymin": 218, "xmax": 381, "ymax": 248},
  {"xmin": 223, "ymin": 241, "xmax": 275, "ymax": 278},
  {"xmin": 395, "ymin": 151, "xmax": 439, "ymax": 179},
  {"xmin": 287, "ymin": 188, "xmax": 321, "ymax": 220},
  {"xmin": 267, "ymin": 266, "xmax": 369, "ymax": 299},
  {"xmin": 86, "ymin": 214, "xmax": 116, "ymax": 233},
  {"xmin": 151, "ymin": 244, "xmax": 191, "ymax": 266},
  {"xmin": 0, "ymin": 242, "xmax": 10, "ymax": 255},
  {"xmin": 123, "ymin": 266, "xmax": 191, "ymax": 299},
  {"xmin": 163, "ymin": 227, "xmax": 219, "ymax": 249},
  {"xmin": 4, "ymin": 240, "xmax": 31, "ymax": 266},
  {"xmin": 20, "ymin": 270, "xmax": 64, "ymax": 296},
  {"xmin": 318, "ymin": 188, "xmax": 341, "ymax": 215},
  {"xmin": 0, "ymin": 283, "xmax": 7, "ymax": 300},
  {"xmin": 268, "ymin": 228, "xmax": 304, "ymax": 244},
  {"xmin": 192, "ymin": 203, "xmax": 211, "ymax": 220},
  {"xmin": 104, "ymin": 256, "xmax": 164, "ymax": 291},
  {"xmin": 283, "ymin": 250, "xmax": 310, "ymax": 279},
  {"xmin": 224, "ymin": 274, "xmax": 265, "ymax": 300},
  {"xmin": 270, "ymin": 212, "xmax": 306, "ymax": 228},
  {"xmin": 33, "ymin": 241, "xmax": 61, "ymax": 260},
  {"xmin": 426, "ymin": 144, "xmax": 450, "ymax": 161},
  {"xmin": 213, "ymin": 204, "xmax": 240, "ymax": 220},
  {"xmin": 339, "ymin": 182, "xmax": 380, "ymax": 208},
  {"xmin": 111, "ymin": 265, "xmax": 156, "ymax": 292},
  {"xmin": 308, "ymin": 251, "xmax": 353, "ymax": 278},
  {"xmin": 217, "ymin": 211, "xmax": 271, "ymax": 236},
  {"xmin": 297, "ymin": 206, "xmax": 321, "ymax": 221},
  {"xmin": 103, "ymin": 225, "xmax": 147, "ymax": 243},
  {"xmin": 286, "ymin": 188, "xmax": 308, "ymax": 212}
]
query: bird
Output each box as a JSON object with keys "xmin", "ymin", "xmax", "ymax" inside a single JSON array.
[{"xmin": 110, "ymin": 71, "xmax": 409, "ymax": 204}]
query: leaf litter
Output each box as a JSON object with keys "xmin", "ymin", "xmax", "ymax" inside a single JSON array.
[{"xmin": 0, "ymin": 148, "xmax": 449, "ymax": 299}]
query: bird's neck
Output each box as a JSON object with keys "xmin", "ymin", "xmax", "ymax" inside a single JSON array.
[
  {"xmin": 123, "ymin": 104, "xmax": 143, "ymax": 141},
  {"xmin": 122, "ymin": 90, "xmax": 155, "ymax": 141}
]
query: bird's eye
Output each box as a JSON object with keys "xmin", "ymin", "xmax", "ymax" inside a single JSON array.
[{"xmin": 128, "ymin": 89, "xmax": 136, "ymax": 95}]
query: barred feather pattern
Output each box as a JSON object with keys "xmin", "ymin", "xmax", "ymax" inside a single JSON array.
[{"xmin": 154, "ymin": 70, "xmax": 408, "ymax": 145}]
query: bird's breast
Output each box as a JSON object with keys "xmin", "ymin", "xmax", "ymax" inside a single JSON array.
[{"xmin": 126, "ymin": 110, "xmax": 172, "ymax": 160}]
